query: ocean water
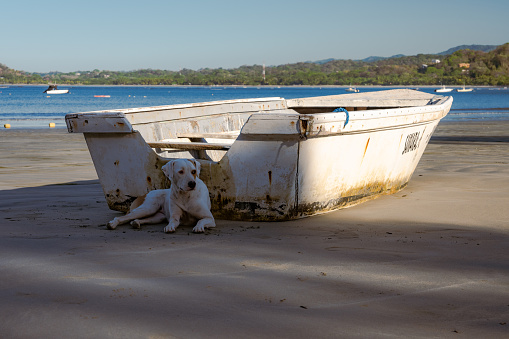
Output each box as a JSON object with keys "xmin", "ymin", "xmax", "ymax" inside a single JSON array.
[{"xmin": 1, "ymin": 85, "xmax": 508, "ymax": 129}]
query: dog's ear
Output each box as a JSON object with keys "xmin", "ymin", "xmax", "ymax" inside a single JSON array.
[
  {"xmin": 161, "ymin": 161, "xmax": 174, "ymax": 181},
  {"xmin": 187, "ymin": 158, "xmax": 201, "ymax": 176}
]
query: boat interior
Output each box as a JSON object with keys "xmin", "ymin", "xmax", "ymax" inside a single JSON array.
[{"xmin": 75, "ymin": 89, "xmax": 446, "ymax": 162}]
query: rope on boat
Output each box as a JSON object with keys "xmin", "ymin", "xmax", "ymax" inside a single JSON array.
[{"xmin": 333, "ymin": 107, "xmax": 349, "ymax": 126}]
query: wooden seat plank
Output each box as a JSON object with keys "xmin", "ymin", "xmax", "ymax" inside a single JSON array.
[
  {"xmin": 148, "ymin": 141, "xmax": 231, "ymax": 151},
  {"xmin": 177, "ymin": 132, "xmax": 239, "ymax": 139}
]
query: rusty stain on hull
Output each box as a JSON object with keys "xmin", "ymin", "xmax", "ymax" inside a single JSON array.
[
  {"xmin": 297, "ymin": 181, "xmax": 408, "ymax": 218},
  {"xmin": 361, "ymin": 137, "xmax": 370, "ymax": 164},
  {"xmin": 209, "ymin": 183, "xmax": 408, "ymax": 221}
]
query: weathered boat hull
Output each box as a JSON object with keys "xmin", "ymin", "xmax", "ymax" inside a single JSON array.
[{"xmin": 66, "ymin": 89, "xmax": 452, "ymax": 221}]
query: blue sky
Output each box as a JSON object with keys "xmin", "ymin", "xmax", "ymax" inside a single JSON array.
[{"xmin": 2, "ymin": 0, "xmax": 508, "ymax": 73}]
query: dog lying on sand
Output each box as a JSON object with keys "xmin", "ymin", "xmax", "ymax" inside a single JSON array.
[{"xmin": 107, "ymin": 159, "xmax": 215, "ymax": 233}]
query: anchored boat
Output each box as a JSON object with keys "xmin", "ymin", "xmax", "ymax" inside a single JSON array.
[
  {"xmin": 456, "ymin": 84, "xmax": 473, "ymax": 92},
  {"xmin": 65, "ymin": 89, "xmax": 452, "ymax": 221},
  {"xmin": 345, "ymin": 84, "xmax": 359, "ymax": 92},
  {"xmin": 435, "ymin": 84, "xmax": 453, "ymax": 93},
  {"xmin": 43, "ymin": 85, "xmax": 69, "ymax": 94}
]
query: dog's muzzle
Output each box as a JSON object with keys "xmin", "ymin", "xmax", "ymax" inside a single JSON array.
[{"xmin": 188, "ymin": 181, "xmax": 196, "ymax": 190}]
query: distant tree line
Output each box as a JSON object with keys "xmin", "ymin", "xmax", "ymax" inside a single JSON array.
[{"xmin": 1, "ymin": 43, "xmax": 508, "ymax": 86}]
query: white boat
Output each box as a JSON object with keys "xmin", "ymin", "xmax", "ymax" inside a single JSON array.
[
  {"xmin": 345, "ymin": 85, "xmax": 359, "ymax": 92},
  {"xmin": 65, "ymin": 89, "xmax": 452, "ymax": 221},
  {"xmin": 456, "ymin": 84, "xmax": 473, "ymax": 92},
  {"xmin": 43, "ymin": 85, "xmax": 69, "ymax": 94},
  {"xmin": 435, "ymin": 84, "xmax": 453, "ymax": 93}
]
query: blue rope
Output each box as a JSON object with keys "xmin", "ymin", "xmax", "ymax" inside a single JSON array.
[{"xmin": 333, "ymin": 107, "xmax": 349, "ymax": 126}]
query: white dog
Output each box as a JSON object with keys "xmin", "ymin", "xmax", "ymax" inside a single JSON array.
[{"xmin": 107, "ymin": 159, "xmax": 215, "ymax": 233}]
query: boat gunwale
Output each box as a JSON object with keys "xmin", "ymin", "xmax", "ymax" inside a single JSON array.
[
  {"xmin": 64, "ymin": 96, "xmax": 285, "ymax": 117},
  {"xmin": 243, "ymin": 96, "xmax": 451, "ymax": 138},
  {"xmin": 64, "ymin": 89, "xmax": 448, "ymax": 119},
  {"xmin": 299, "ymin": 96, "xmax": 451, "ymax": 121},
  {"xmin": 65, "ymin": 90, "xmax": 452, "ymax": 141}
]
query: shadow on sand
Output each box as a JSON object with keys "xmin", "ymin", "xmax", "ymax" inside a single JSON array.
[{"xmin": 1, "ymin": 180, "xmax": 509, "ymax": 338}]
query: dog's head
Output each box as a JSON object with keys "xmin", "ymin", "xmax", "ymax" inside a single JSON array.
[{"xmin": 162, "ymin": 159, "xmax": 201, "ymax": 191}]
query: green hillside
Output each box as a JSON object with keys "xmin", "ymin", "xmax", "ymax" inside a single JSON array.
[{"xmin": 1, "ymin": 43, "xmax": 508, "ymax": 86}]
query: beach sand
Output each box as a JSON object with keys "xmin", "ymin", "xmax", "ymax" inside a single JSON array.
[{"xmin": 1, "ymin": 122, "xmax": 508, "ymax": 338}]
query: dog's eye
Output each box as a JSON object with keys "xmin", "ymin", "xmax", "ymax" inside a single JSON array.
[
  {"xmin": 191, "ymin": 170, "xmax": 196, "ymax": 175},
  {"xmin": 178, "ymin": 170, "xmax": 184, "ymax": 174}
]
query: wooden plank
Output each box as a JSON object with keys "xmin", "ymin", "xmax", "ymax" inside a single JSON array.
[
  {"xmin": 147, "ymin": 141, "xmax": 231, "ymax": 151},
  {"xmin": 177, "ymin": 132, "xmax": 239, "ymax": 139}
]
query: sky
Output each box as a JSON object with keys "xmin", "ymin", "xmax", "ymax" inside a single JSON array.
[{"xmin": 2, "ymin": 0, "xmax": 508, "ymax": 73}]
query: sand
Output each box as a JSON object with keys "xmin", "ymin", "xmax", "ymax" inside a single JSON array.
[{"xmin": 1, "ymin": 122, "xmax": 508, "ymax": 338}]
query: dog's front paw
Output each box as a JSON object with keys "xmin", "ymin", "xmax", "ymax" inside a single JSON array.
[
  {"xmin": 193, "ymin": 219, "xmax": 215, "ymax": 233},
  {"xmin": 164, "ymin": 223, "xmax": 177, "ymax": 233},
  {"xmin": 107, "ymin": 218, "xmax": 119, "ymax": 230},
  {"xmin": 193, "ymin": 223, "xmax": 215, "ymax": 233},
  {"xmin": 192, "ymin": 225, "xmax": 205, "ymax": 233}
]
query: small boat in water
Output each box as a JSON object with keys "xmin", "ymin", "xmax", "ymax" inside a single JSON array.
[
  {"xmin": 66, "ymin": 89, "xmax": 452, "ymax": 221},
  {"xmin": 43, "ymin": 85, "xmax": 69, "ymax": 94},
  {"xmin": 435, "ymin": 84, "xmax": 453, "ymax": 93},
  {"xmin": 456, "ymin": 84, "xmax": 473, "ymax": 92},
  {"xmin": 345, "ymin": 84, "xmax": 359, "ymax": 92}
]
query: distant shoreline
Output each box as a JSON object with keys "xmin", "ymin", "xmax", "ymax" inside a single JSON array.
[{"xmin": 1, "ymin": 84, "xmax": 506, "ymax": 89}]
